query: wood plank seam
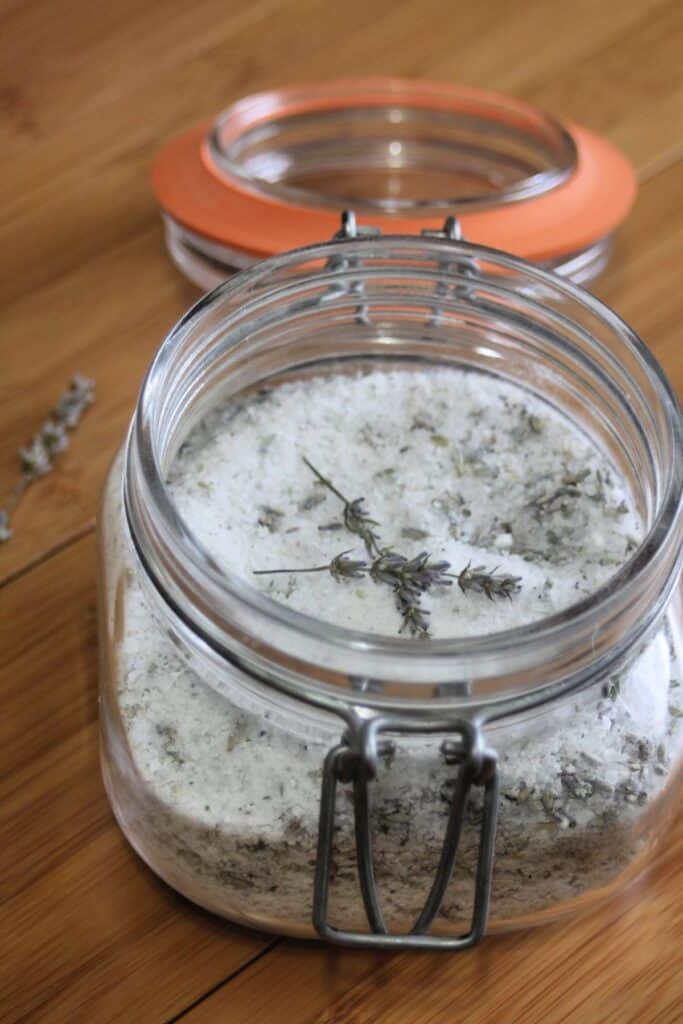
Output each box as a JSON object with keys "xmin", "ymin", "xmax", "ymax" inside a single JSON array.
[
  {"xmin": 165, "ymin": 939, "xmax": 282, "ymax": 1024},
  {"xmin": 0, "ymin": 518, "xmax": 95, "ymax": 590}
]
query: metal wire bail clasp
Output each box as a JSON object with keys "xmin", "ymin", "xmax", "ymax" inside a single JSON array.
[
  {"xmin": 312, "ymin": 712, "xmax": 500, "ymax": 950},
  {"xmin": 422, "ymin": 216, "xmax": 480, "ymax": 325},
  {"xmin": 326, "ymin": 210, "xmax": 382, "ymax": 326}
]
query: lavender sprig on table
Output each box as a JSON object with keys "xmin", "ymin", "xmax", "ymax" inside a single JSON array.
[
  {"xmin": 0, "ymin": 376, "xmax": 95, "ymax": 543},
  {"xmin": 254, "ymin": 459, "xmax": 522, "ymax": 638}
]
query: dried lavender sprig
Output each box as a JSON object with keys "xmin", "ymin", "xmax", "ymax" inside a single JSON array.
[
  {"xmin": 302, "ymin": 457, "xmax": 381, "ymax": 556},
  {"xmin": 343, "ymin": 498, "xmax": 382, "ymax": 557},
  {"xmin": 395, "ymin": 590, "xmax": 432, "ymax": 639},
  {"xmin": 255, "ymin": 548, "xmax": 522, "ymax": 635},
  {"xmin": 0, "ymin": 375, "xmax": 95, "ymax": 543},
  {"xmin": 256, "ymin": 460, "xmax": 522, "ymax": 636},
  {"xmin": 254, "ymin": 547, "xmax": 438, "ymax": 637},
  {"xmin": 369, "ymin": 550, "xmax": 452, "ymax": 639},
  {"xmin": 254, "ymin": 551, "xmax": 367, "ymax": 582},
  {"xmin": 369, "ymin": 550, "xmax": 453, "ymax": 593},
  {"xmin": 450, "ymin": 562, "xmax": 522, "ymax": 601},
  {"xmin": 0, "ymin": 484, "xmax": 23, "ymax": 542}
]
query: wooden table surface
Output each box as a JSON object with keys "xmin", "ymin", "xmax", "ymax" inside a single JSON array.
[{"xmin": 1, "ymin": 1, "xmax": 682, "ymax": 1021}]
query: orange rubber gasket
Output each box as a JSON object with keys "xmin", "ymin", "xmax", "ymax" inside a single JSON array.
[{"xmin": 151, "ymin": 81, "xmax": 636, "ymax": 264}]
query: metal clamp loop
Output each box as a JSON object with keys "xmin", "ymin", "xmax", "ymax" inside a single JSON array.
[
  {"xmin": 421, "ymin": 215, "xmax": 479, "ymax": 320},
  {"xmin": 326, "ymin": 211, "xmax": 480, "ymax": 330},
  {"xmin": 312, "ymin": 713, "xmax": 499, "ymax": 950},
  {"xmin": 333, "ymin": 209, "xmax": 382, "ymax": 241},
  {"xmin": 326, "ymin": 210, "xmax": 382, "ymax": 325}
]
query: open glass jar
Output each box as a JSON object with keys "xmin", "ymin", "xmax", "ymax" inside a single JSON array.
[{"xmin": 99, "ymin": 220, "xmax": 683, "ymax": 949}]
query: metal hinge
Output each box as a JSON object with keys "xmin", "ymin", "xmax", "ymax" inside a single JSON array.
[
  {"xmin": 327, "ymin": 210, "xmax": 479, "ymax": 328},
  {"xmin": 312, "ymin": 712, "xmax": 499, "ymax": 950}
]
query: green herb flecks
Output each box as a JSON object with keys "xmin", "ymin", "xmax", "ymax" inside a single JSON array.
[{"xmin": 257, "ymin": 506, "xmax": 285, "ymax": 533}]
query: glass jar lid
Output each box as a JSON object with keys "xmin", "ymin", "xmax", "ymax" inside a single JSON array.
[{"xmin": 151, "ymin": 78, "xmax": 636, "ymax": 288}]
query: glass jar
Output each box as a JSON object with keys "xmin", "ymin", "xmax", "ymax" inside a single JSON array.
[{"xmin": 98, "ymin": 225, "xmax": 683, "ymax": 950}]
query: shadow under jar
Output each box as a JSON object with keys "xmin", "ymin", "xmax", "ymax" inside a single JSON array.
[{"xmin": 98, "ymin": 232, "xmax": 683, "ymax": 950}]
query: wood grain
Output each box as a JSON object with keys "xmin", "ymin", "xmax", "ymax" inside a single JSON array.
[
  {"xmin": 1, "ymin": 1, "xmax": 682, "ymax": 1021},
  {"xmin": 0, "ymin": 534, "xmax": 273, "ymax": 1023}
]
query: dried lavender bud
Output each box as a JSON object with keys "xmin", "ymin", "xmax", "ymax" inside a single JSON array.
[
  {"xmin": 368, "ymin": 551, "xmax": 452, "ymax": 639},
  {"xmin": 329, "ymin": 551, "xmax": 368, "ymax": 582},
  {"xmin": 54, "ymin": 374, "xmax": 95, "ymax": 428},
  {"xmin": 303, "ymin": 457, "xmax": 381, "ymax": 556},
  {"xmin": 20, "ymin": 433, "xmax": 59, "ymax": 477},
  {"xmin": 395, "ymin": 590, "xmax": 431, "ymax": 639},
  {"xmin": 18, "ymin": 377, "xmax": 94, "ymax": 480},
  {"xmin": 342, "ymin": 497, "xmax": 381, "ymax": 557},
  {"xmin": 0, "ymin": 375, "xmax": 95, "ymax": 543},
  {"xmin": 453, "ymin": 563, "xmax": 522, "ymax": 601},
  {"xmin": 369, "ymin": 550, "xmax": 452, "ymax": 594}
]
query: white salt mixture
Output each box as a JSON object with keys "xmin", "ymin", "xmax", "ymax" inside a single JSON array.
[
  {"xmin": 168, "ymin": 368, "xmax": 641, "ymax": 639},
  {"xmin": 105, "ymin": 366, "xmax": 683, "ymax": 935}
]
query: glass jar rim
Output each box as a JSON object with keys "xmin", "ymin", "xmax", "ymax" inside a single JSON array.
[
  {"xmin": 206, "ymin": 78, "xmax": 577, "ymax": 214},
  {"xmin": 125, "ymin": 234, "xmax": 683, "ymax": 714}
]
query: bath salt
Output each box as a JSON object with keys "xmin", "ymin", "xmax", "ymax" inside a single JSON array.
[
  {"xmin": 112, "ymin": 366, "xmax": 683, "ymax": 932},
  {"xmin": 168, "ymin": 368, "xmax": 641, "ymax": 639}
]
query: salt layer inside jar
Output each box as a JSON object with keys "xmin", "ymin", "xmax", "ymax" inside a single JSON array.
[
  {"xmin": 111, "ymin": 365, "xmax": 682, "ymax": 932},
  {"xmin": 168, "ymin": 366, "xmax": 642, "ymax": 638}
]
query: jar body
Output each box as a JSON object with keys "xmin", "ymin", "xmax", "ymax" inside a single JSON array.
[
  {"xmin": 100, "ymin": 449, "xmax": 683, "ymax": 936},
  {"xmin": 100, "ymin": 234, "xmax": 683, "ymax": 942}
]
